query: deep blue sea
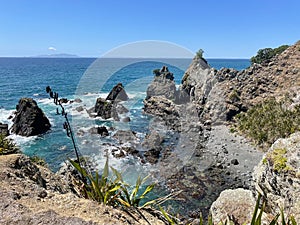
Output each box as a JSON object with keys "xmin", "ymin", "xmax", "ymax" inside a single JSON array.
[{"xmin": 0, "ymin": 57, "xmax": 250, "ymax": 182}]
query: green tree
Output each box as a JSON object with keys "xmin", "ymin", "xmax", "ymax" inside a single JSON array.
[
  {"xmin": 251, "ymin": 45, "xmax": 289, "ymax": 65},
  {"xmin": 196, "ymin": 49, "xmax": 204, "ymax": 58}
]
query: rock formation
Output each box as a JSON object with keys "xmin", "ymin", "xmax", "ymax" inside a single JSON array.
[
  {"xmin": 142, "ymin": 41, "xmax": 300, "ymax": 220},
  {"xmin": 106, "ymin": 83, "xmax": 129, "ymax": 102},
  {"xmin": 253, "ymin": 132, "xmax": 300, "ymax": 222},
  {"xmin": 210, "ymin": 188, "xmax": 256, "ymax": 224},
  {"xmin": 11, "ymin": 98, "xmax": 51, "ymax": 136},
  {"xmin": 146, "ymin": 66, "xmax": 176, "ymax": 101},
  {"xmin": 93, "ymin": 97, "xmax": 118, "ymax": 120},
  {"xmin": 0, "ymin": 154, "xmax": 165, "ymax": 225},
  {"xmin": 91, "ymin": 83, "xmax": 129, "ymax": 121},
  {"xmin": 0, "ymin": 123, "xmax": 9, "ymax": 136}
]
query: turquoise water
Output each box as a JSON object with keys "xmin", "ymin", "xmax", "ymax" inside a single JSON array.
[{"xmin": 0, "ymin": 57, "xmax": 250, "ymax": 174}]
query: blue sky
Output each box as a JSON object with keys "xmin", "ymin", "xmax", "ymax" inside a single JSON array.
[{"xmin": 1, "ymin": 0, "xmax": 300, "ymax": 58}]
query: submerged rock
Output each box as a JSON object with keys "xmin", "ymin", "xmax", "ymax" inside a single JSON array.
[
  {"xmin": 113, "ymin": 130, "xmax": 137, "ymax": 144},
  {"xmin": 89, "ymin": 126, "xmax": 109, "ymax": 137},
  {"xmin": 11, "ymin": 98, "xmax": 51, "ymax": 136}
]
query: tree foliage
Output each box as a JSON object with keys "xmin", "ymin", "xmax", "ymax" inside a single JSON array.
[
  {"xmin": 250, "ymin": 45, "xmax": 289, "ymax": 65},
  {"xmin": 196, "ymin": 49, "xmax": 204, "ymax": 59}
]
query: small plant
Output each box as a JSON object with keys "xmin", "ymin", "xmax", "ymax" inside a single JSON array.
[
  {"xmin": 229, "ymin": 89, "xmax": 240, "ymax": 102},
  {"xmin": 30, "ymin": 155, "xmax": 47, "ymax": 167},
  {"xmin": 266, "ymin": 148, "xmax": 293, "ymax": 173},
  {"xmin": 153, "ymin": 69, "xmax": 161, "ymax": 76},
  {"xmin": 117, "ymin": 173, "xmax": 156, "ymax": 208},
  {"xmin": 0, "ymin": 134, "xmax": 19, "ymax": 155},
  {"xmin": 196, "ymin": 49, "xmax": 204, "ymax": 59},
  {"xmin": 159, "ymin": 206, "xmax": 179, "ymax": 225},
  {"xmin": 69, "ymin": 156, "xmax": 122, "ymax": 205}
]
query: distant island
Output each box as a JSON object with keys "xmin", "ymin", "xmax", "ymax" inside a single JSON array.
[{"xmin": 33, "ymin": 53, "xmax": 79, "ymax": 58}]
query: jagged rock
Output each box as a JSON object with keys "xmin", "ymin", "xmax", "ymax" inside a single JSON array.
[
  {"xmin": 89, "ymin": 126, "xmax": 109, "ymax": 137},
  {"xmin": 141, "ymin": 131, "xmax": 164, "ymax": 164},
  {"xmin": 144, "ymin": 148, "xmax": 161, "ymax": 164},
  {"xmin": 142, "ymin": 131, "xmax": 164, "ymax": 150},
  {"xmin": 115, "ymin": 104, "xmax": 129, "ymax": 115},
  {"xmin": 181, "ymin": 57, "xmax": 215, "ymax": 103},
  {"xmin": 0, "ymin": 154, "xmax": 165, "ymax": 225},
  {"xmin": 106, "ymin": 83, "xmax": 128, "ymax": 102},
  {"xmin": 93, "ymin": 98, "xmax": 118, "ymax": 120},
  {"xmin": 253, "ymin": 132, "xmax": 300, "ymax": 222},
  {"xmin": 210, "ymin": 188, "xmax": 256, "ymax": 224},
  {"xmin": 146, "ymin": 66, "xmax": 176, "ymax": 100},
  {"xmin": 113, "ymin": 130, "xmax": 137, "ymax": 144},
  {"xmin": 0, "ymin": 123, "xmax": 9, "ymax": 136},
  {"xmin": 11, "ymin": 98, "xmax": 51, "ymax": 136},
  {"xmin": 74, "ymin": 98, "xmax": 82, "ymax": 103},
  {"xmin": 143, "ymin": 96, "xmax": 180, "ymax": 130},
  {"xmin": 75, "ymin": 106, "xmax": 84, "ymax": 112},
  {"xmin": 179, "ymin": 41, "xmax": 300, "ymax": 124}
]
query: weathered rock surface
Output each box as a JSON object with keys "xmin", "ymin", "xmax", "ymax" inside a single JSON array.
[
  {"xmin": 0, "ymin": 123, "xmax": 9, "ymax": 136},
  {"xmin": 106, "ymin": 83, "xmax": 129, "ymax": 102},
  {"xmin": 146, "ymin": 66, "xmax": 176, "ymax": 100},
  {"xmin": 88, "ymin": 126, "xmax": 109, "ymax": 137},
  {"xmin": 253, "ymin": 132, "xmax": 300, "ymax": 222},
  {"xmin": 181, "ymin": 57, "xmax": 216, "ymax": 104},
  {"xmin": 143, "ymin": 96, "xmax": 180, "ymax": 130},
  {"xmin": 11, "ymin": 98, "xmax": 51, "ymax": 136},
  {"xmin": 113, "ymin": 130, "xmax": 138, "ymax": 144},
  {"xmin": 91, "ymin": 84, "xmax": 129, "ymax": 121},
  {"xmin": 0, "ymin": 154, "xmax": 165, "ymax": 225},
  {"xmin": 210, "ymin": 188, "xmax": 256, "ymax": 224},
  {"xmin": 93, "ymin": 97, "xmax": 118, "ymax": 120}
]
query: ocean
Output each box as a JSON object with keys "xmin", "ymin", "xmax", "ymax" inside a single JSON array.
[{"xmin": 0, "ymin": 57, "xmax": 250, "ymax": 183}]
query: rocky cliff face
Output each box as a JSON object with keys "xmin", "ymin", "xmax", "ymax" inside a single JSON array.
[
  {"xmin": 11, "ymin": 98, "xmax": 51, "ymax": 136},
  {"xmin": 253, "ymin": 132, "xmax": 300, "ymax": 222},
  {"xmin": 142, "ymin": 41, "xmax": 300, "ymax": 221},
  {"xmin": 201, "ymin": 41, "xmax": 300, "ymax": 124},
  {"xmin": 0, "ymin": 154, "xmax": 165, "ymax": 225}
]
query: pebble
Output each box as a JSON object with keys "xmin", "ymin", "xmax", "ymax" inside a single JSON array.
[{"xmin": 231, "ymin": 159, "xmax": 239, "ymax": 165}]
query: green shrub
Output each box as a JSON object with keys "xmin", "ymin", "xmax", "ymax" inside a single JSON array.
[
  {"xmin": 236, "ymin": 98, "xmax": 300, "ymax": 147},
  {"xmin": 153, "ymin": 69, "xmax": 161, "ymax": 76},
  {"xmin": 30, "ymin": 155, "xmax": 47, "ymax": 167},
  {"xmin": 196, "ymin": 49, "xmax": 204, "ymax": 59},
  {"xmin": 250, "ymin": 45, "xmax": 289, "ymax": 65},
  {"xmin": 0, "ymin": 134, "xmax": 19, "ymax": 155},
  {"xmin": 69, "ymin": 156, "xmax": 158, "ymax": 208}
]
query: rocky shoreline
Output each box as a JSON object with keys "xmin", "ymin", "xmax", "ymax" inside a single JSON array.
[{"xmin": 1, "ymin": 41, "xmax": 300, "ymax": 223}]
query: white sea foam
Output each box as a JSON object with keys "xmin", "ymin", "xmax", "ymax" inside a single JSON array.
[
  {"xmin": 0, "ymin": 108, "xmax": 14, "ymax": 127},
  {"xmin": 9, "ymin": 134, "xmax": 37, "ymax": 146}
]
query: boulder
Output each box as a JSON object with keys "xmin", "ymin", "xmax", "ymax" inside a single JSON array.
[
  {"xmin": 94, "ymin": 98, "xmax": 118, "ymax": 120},
  {"xmin": 146, "ymin": 66, "xmax": 176, "ymax": 100},
  {"xmin": 141, "ymin": 131, "xmax": 164, "ymax": 164},
  {"xmin": 142, "ymin": 131, "xmax": 164, "ymax": 150},
  {"xmin": 106, "ymin": 83, "xmax": 128, "ymax": 102},
  {"xmin": 0, "ymin": 123, "xmax": 9, "ymax": 136},
  {"xmin": 113, "ymin": 130, "xmax": 137, "ymax": 144},
  {"xmin": 210, "ymin": 188, "xmax": 256, "ymax": 224},
  {"xmin": 253, "ymin": 132, "xmax": 300, "ymax": 222},
  {"xmin": 89, "ymin": 126, "xmax": 109, "ymax": 137},
  {"xmin": 11, "ymin": 98, "xmax": 51, "ymax": 136}
]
